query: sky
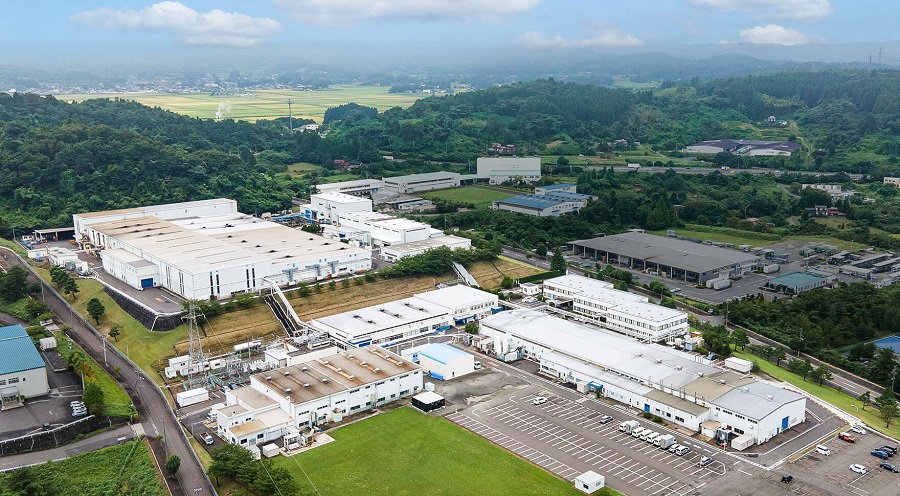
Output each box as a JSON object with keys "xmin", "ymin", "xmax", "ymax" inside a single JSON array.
[{"xmin": 1, "ymin": 0, "xmax": 898, "ymax": 66}]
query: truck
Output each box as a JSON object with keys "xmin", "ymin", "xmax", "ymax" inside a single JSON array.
[
  {"xmin": 657, "ymin": 434, "xmax": 676, "ymax": 449},
  {"xmin": 763, "ymin": 264, "xmax": 781, "ymax": 274},
  {"xmin": 619, "ymin": 420, "xmax": 640, "ymax": 434}
]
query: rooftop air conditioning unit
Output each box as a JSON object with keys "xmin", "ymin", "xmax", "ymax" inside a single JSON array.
[
  {"xmin": 336, "ymin": 368, "xmax": 342, "ymax": 373},
  {"xmin": 373, "ymin": 368, "xmax": 380, "ymax": 373},
  {"xmin": 266, "ymin": 376, "xmax": 272, "ymax": 381},
  {"xmin": 655, "ymin": 359, "xmax": 662, "ymax": 364},
  {"xmin": 285, "ymin": 388, "xmax": 292, "ymax": 394},
  {"xmin": 719, "ymin": 380, "xmax": 726, "ymax": 385},
  {"xmin": 360, "ymin": 361, "xmax": 367, "ymax": 366},
  {"xmin": 284, "ymin": 371, "xmax": 290, "ymax": 376},
  {"xmin": 397, "ymin": 361, "xmax": 403, "ymax": 366},
  {"xmin": 348, "ymin": 375, "xmax": 355, "ymax": 379},
  {"xmin": 303, "ymin": 383, "xmax": 310, "ymax": 388},
  {"xmin": 347, "ymin": 354, "xmax": 354, "ymax": 359},
  {"xmin": 301, "ymin": 367, "xmax": 308, "ymax": 371},
  {"xmin": 322, "ymin": 361, "xmax": 329, "ymax": 365},
  {"xmin": 766, "ymin": 395, "xmax": 774, "ymax": 401},
  {"xmin": 322, "ymin": 377, "xmax": 329, "ymax": 383}
]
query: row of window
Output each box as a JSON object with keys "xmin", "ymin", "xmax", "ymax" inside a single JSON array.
[{"xmin": 0, "ymin": 377, "xmax": 21, "ymax": 385}]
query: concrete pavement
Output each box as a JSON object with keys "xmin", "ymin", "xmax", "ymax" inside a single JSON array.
[{"xmin": 0, "ymin": 424, "xmax": 135, "ymax": 472}]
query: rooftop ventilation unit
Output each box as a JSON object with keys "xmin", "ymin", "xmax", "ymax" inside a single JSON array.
[
  {"xmin": 301, "ymin": 366, "xmax": 308, "ymax": 371},
  {"xmin": 284, "ymin": 371, "xmax": 290, "ymax": 376},
  {"xmin": 360, "ymin": 361, "xmax": 367, "ymax": 366},
  {"xmin": 636, "ymin": 353, "xmax": 643, "ymax": 357},
  {"xmin": 303, "ymin": 383, "xmax": 310, "ymax": 388},
  {"xmin": 675, "ymin": 365, "xmax": 682, "ymax": 370},
  {"xmin": 322, "ymin": 377, "xmax": 329, "ymax": 383},
  {"xmin": 655, "ymin": 359, "xmax": 662, "ymax": 364},
  {"xmin": 285, "ymin": 388, "xmax": 292, "ymax": 394},
  {"xmin": 373, "ymin": 368, "xmax": 380, "ymax": 373},
  {"xmin": 397, "ymin": 361, "xmax": 403, "ymax": 366},
  {"xmin": 697, "ymin": 372, "xmax": 704, "ymax": 377},
  {"xmin": 265, "ymin": 376, "xmax": 272, "ymax": 381},
  {"xmin": 766, "ymin": 395, "xmax": 774, "ymax": 401},
  {"xmin": 347, "ymin": 354, "xmax": 354, "ymax": 359},
  {"xmin": 322, "ymin": 360, "xmax": 329, "ymax": 365},
  {"xmin": 336, "ymin": 368, "xmax": 342, "ymax": 373},
  {"xmin": 719, "ymin": 380, "xmax": 726, "ymax": 385},
  {"xmin": 742, "ymin": 387, "xmax": 750, "ymax": 393}
]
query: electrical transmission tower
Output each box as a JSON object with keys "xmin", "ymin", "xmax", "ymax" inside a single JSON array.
[{"xmin": 183, "ymin": 301, "xmax": 208, "ymax": 389}]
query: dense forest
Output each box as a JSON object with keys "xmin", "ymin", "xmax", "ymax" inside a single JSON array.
[{"xmin": 7, "ymin": 69, "xmax": 900, "ymax": 236}]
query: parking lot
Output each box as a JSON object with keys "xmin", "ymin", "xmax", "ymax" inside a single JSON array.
[
  {"xmin": 781, "ymin": 430, "xmax": 900, "ymax": 496},
  {"xmin": 1, "ymin": 355, "xmax": 84, "ymax": 441},
  {"xmin": 448, "ymin": 388, "xmax": 728, "ymax": 495}
]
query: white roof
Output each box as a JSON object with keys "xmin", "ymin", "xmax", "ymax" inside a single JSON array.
[
  {"xmin": 339, "ymin": 211, "xmax": 430, "ymax": 231},
  {"xmin": 311, "ymin": 192, "xmax": 372, "ymax": 205},
  {"xmin": 310, "ymin": 296, "xmax": 450, "ymax": 340},
  {"xmin": 414, "ymin": 285, "xmax": 497, "ymax": 309},
  {"xmin": 544, "ymin": 274, "xmax": 615, "ymax": 294},
  {"xmin": 711, "ymin": 381, "xmax": 805, "ymax": 420},
  {"xmin": 610, "ymin": 299, "xmax": 687, "ymax": 323},
  {"xmin": 316, "ymin": 179, "xmax": 384, "ymax": 192},
  {"xmin": 575, "ymin": 471, "xmax": 604, "ymax": 484},
  {"xmin": 380, "ymin": 235, "xmax": 471, "ymax": 255},
  {"xmin": 413, "ymin": 391, "xmax": 445, "ymax": 404},
  {"xmin": 481, "ymin": 309, "xmax": 717, "ymax": 388}
]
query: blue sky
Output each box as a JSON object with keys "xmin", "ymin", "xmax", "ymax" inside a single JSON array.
[{"xmin": 1, "ymin": 1, "xmax": 897, "ymax": 64}]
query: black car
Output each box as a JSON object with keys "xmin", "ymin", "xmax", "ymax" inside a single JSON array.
[
  {"xmin": 880, "ymin": 445, "xmax": 898, "ymax": 456},
  {"xmin": 781, "ymin": 474, "xmax": 794, "ymax": 484},
  {"xmin": 880, "ymin": 462, "xmax": 899, "ymax": 473}
]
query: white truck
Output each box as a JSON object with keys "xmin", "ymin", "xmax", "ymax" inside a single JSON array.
[
  {"xmin": 657, "ymin": 434, "xmax": 676, "ymax": 449},
  {"xmin": 619, "ymin": 420, "xmax": 640, "ymax": 434}
]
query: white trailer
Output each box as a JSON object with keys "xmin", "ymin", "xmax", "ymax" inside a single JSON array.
[
  {"xmin": 706, "ymin": 277, "xmax": 732, "ymax": 290},
  {"xmin": 763, "ymin": 264, "xmax": 781, "ymax": 274},
  {"xmin": 619, "ymin": 420, "xmax": 640, "ymax": 434},
  {"xmin": 175, "ymin": 387, "xmax": 209, "ymax": 408},
  {"xmin": 723, "ymin": 356, "xmax": 753, "ymax": 373}
]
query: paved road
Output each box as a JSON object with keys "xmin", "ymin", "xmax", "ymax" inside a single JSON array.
[
  {"xmin": 605, "ymin": 166, "xmax": 829, "ymax": 177},
  {"xmin": 0, "ymin": 424, "xmax": 134, "ymax": 472},
  {"xmin": 1, "ymin": 247, "xmax": 213, "ymax": 496}
]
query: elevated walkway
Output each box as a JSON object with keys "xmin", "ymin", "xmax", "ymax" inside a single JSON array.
[{"xmin": 452, "ymin": 261, "xmax": 478, "ymax": 287}]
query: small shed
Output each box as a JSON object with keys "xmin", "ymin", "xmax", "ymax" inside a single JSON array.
[
  {"xmin": 418, "ymin": 343, "xmax": 475, "ymax": 381},
  {"xmin": 574, "ymin": 471, "xmax": 605, "ymax": 494},
  {"xmin": 520, "ymin": 282, "xmax": 541, "ymax": 296},
  {"xmin": 261, "ymin": 444, "xmax": 280, "ymax": 458},
  {"xmin": 411, "ymin": 391, "xmax": 445, "ymax": 413},
  {"xmin": 38, "ymin": 336, "xmax": 57, "ymax": 351},
  {"xmin": 701, "ymin": 420, "xmax": 721, "ymax": 438},
  {"xmin": 723, "ymin": 357, "xmax": 753, "ymax": 374}
]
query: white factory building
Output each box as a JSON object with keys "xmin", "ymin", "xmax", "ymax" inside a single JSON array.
[
  {"xmin": 308, "ymin": 192, "xmax": 372, "ymax": 224},
  {"xmin": 308, "ymin": 285, "xmax": 500, "ymax": 348},
  {"xmin": 417, "ymin": 343, "xmax": 476, "ymax": 381},
  {"xmin": 0, "ymin": 324, "xmax": 50, "ymax": 408},
  {"xmin": 542, "ymin": 275, "xmax": 689, "ymax": 342},
  {"xmin": 334, "ymin": 211, "xmax": 436, "ymax": 246},
  {"xmin": 476, "ymin": 157, "xmax": 542, "ymax": 184},
  {"xmin": 477, "ymin": 310, "xmax": 806, "ymax": 445},
  {"xmin": 383, "ymin": 172, "xmax": 467, "ymax": 193},
  {"xmin": 315, "ymin": 179, "xmax": 385, "ymax": 197},
  {"xmin": 380, "ymin": 236, "xmax": 472, "ymax": 262},
  {"xmin": 73, "ymin": 200, "xmax": 371, "ymax": 300},
  {"xmin": 214, "ymin": 346, "xmax": 424, "ymax": 448}
]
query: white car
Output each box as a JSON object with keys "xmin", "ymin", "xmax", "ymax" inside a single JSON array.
[
  {"xmin": 522, "ymin": 297, "xmax": 537, "ymax": 303},
  {"xmin": 850, "ymin": 425, "xmax": 867, "ymax": 435},
  {"xmin": 532, "ymin": 396, "xmax": 548, "ymax": 405},
  {"xmin": 70, "ymin": 401, "xmax": 84, "ymax": 408},
  {"xmin": 850, "ymin": 464, "xmax": 867, "ymax": 475},
  {"xmin": 815, "ymin": 445, "xmax": 831, "ymax": 456}
]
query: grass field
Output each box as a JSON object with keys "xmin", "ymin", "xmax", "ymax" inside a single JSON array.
[
  {"xmin": 274, "ymin": 407, "xmax": 613, "ymax": 496},
  {"xmin": 0, "ymin": 440, "xmax": 165, "ymax": 496},
  {"xmin": 64, "ymin": 86, "xmax": 422, "ymax": 123},
  {"xmin": 55, "ymin": 333, "xmax": 134, "ymax": 417},
  {"xmin": 422, "ymin": 186, "xmax": 515, "ymax": 208},
  {"xmin": 731, "ymin": 350, "xmax": 899, "ymax": 439},
  {"xmin": 648, "ymin": 229, "xmax": 778, "ymax": 249}
]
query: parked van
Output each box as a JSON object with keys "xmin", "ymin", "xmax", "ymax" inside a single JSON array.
[
  {"xmin": 646, "ymin": 432, "xmax": 661, "ymax": 445},
  {"xmin": 815, "ymin": 445, "xmax": 831, "ymax": 456},
  {"xmin": 640, "ymin": 430, "xmax": 654, "ymax": 441},
  {"xmin": 674, "ymin": 446, "xmax": 691, "ymax": 456},
  {"xmin": 631, "ymin": 427, "xmax": 647, "ymax": 438}
]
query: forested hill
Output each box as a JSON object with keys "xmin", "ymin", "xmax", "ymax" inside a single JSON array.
[{"xmin": 0, "ymin": 93, "xmax": 304, "ymax": 233}]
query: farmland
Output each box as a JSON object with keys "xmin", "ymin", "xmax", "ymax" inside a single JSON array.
[
  {"xmin": 274, "ymin": 407, "xmax": 593, "ymax": 496},
  {"xmin": 63, "ymin": 86, "xmax": 422, "ymax": 123}
]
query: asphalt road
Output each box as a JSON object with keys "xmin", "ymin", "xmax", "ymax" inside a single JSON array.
[
  {"xmin": 1, "ymin": 247, "xmax": 213, "ymax": 496},
  {"xmin": 0, "ymin": 424, "xmax": 134, "ymax": 472}
]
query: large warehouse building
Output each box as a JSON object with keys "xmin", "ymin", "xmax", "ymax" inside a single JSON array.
[
  {"xmin": 543, "ymin": 275, "xmax": 689, "ymax": 342},
  {"xmin": 477, "ymin": 310, "xmax": 806, "ymax": 445},
  {"xmin": 0, "ymin": 324, "xmax": 50, "ymax": 408},
  {"xmin": 308, "ymin": 285, "xmax": 500, "ymax": 348},
  {"xmin": 569, "ymin": 232, "xmax": 761, "ymax": 284},
  {"xmin": 476, "ymin": 157, "xmax": 541, "ymax": 184},
  {"xmin": 383, "ymin": 172, "xmax": 471, "ymax": 193},
  {"xmin": 214, "ymin": 346, "xmax": 424, "ymax": 448},
  {"xmin": 315, "ymin": 179, "xmax": 384, "ymax": 197},
  {"xmin": 307, "ymin": 192, "xmax": 372, "ymax": 224},
  {"xmin": 73, "ymin": 200, "xmax": 371, "ymax": 300}
]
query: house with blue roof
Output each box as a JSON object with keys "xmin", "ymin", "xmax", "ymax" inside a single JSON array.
[
  {"xmin": 417, "ymin": 343, "xmax": 475, "ymax": 381},
  {"xmin": 0, "ymin": 324, "xmax": 50, "ymax": 408}
]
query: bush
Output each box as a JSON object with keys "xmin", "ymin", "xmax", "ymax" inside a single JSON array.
[
  {"xmin": 642, "ymin": 412, "xmax": 653, "ymax": 419},
  {"xmin": 652, "ymin": 415, "xmax": 663, "ymax": 423}
]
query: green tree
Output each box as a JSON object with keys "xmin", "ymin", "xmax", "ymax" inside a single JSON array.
[
  {"xmin": 730, "ymin": 329, "xmax": 749, "ymax": 350},
  {"xmin": 535, "ymin": 244, "xmax": 548, "ymax": 258},
  {"xmin": 550, "ymin": 248, "xmax": 566, "ymax": 272},
  {"xmin": 797, "ymin": 359, "xmax": 813, "ymax": 381},
  {"xmin": 869, "ymin": 348, "xmax": 898, "ymax": 385},
  {"xmin": 249, "ymin": 462, "xmax": 298, "ymax": 496},
  {"xmin": 50, "ymin": 266, "xmax": 68, "ymax": 289},
  {"xmin": 82, "ymin": 381, "xmax": 104, "ymax": 416},
  {"xmin": 465, "ymin": 322, "xmax": 479, "ymax": 334},
  {"xmin": 63, "ymin": 277, "xmax": 79, "ymax": 300},
  {"xmin": 209, "ymin": 443, "xmax": 255, "ymax": 485},
  {"xmin": 0, "ymin": 266, "xmax": 29, "ymax": 302},
  {"xmin": 108, "ymin": 323, "xmax": 122, "ymax": 342},
  {"xmin": 328, "ymin": 280, "xmax": 337, "ymax": 291},
  {"xmin": 773, "ymin": 347, "xmax": 787, "ymax": 367},
  {"xmin": 341, "ymin": 278, "xmax": 351, "ymax": 288},
  {"xmin": 86, "ymin": 298, "xmax": 105, "ymax": 324},
  {"xmin": 500, "ymin": 276, "xmax": 514, "ymax": 289},
  {"xmin": 165, "ymin": 454, "xmax": 181, "ymax": 475},
  {"xmin": 648, "ymin": 280, "xmax": 671, "ymax": 297},
  {"xmin": 810, "ymin": 364, "xmax": 832, "ymax": 386},
  {"xmin": 876, "ymin": 389, "xmax": 899, "ymax": 428},
  {"xmin": 859, "ymin": 391, "xmax": 872, "ymax": 411}
]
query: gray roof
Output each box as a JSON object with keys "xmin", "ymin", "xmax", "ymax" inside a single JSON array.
[
  {"xmin": 480, "ymin": 309, "xmax": 718, "ymax": 388},
  {"xmin": 0, "ymin": 325, "xmax": 45, "ymax": 375},
  {"xmin": 571, "ymin": 232, "xmax": 759, "ymax": 275},
  {"xmin": 539, "ymin": 183, "xmax": 576, "ymax": 190},
  {"xmin": 383, "ymin": 171, "xmax": 460, "ymax": 183},
  {"xmin": 645, "ymin": 389, "xmax": 709, "ymax": 416},
  {"xmin": 681, "ymin": 372, "xmax": 756, "ymax": 403},
  {"xmin": 710, "ymin": 381, "xmax": 804, "ymax": 420},
  {"xmin": 495, "ymin": 194, "xmax": 581, "ymax": 211}
]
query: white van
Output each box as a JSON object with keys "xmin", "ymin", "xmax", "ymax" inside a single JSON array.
[
  {"xmin": 640, "ymin": 430, "xmax": 654, "ymax": 442},
  {"xmin": 815, "ymin": 445, "xmax": 831, "ymax": 456},
  {"xmin": 646, "ymin": 432, "xmax": 661, "ymax": 444},
  {"xmin": 631, "ymin": 427, "xmax": 647, "ymax": 438}
]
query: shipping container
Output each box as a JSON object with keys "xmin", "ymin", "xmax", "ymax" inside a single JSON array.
[{"xmin": 175, "ymin": 387, "xmax": 209, "ymax": 408}]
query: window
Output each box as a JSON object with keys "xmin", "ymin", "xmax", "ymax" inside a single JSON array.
[
  {"xmin": 675, "ymin": 416, "xmax": 684, "ymax": 422},
  {"xmin": 734, "ymin": 428, "xmax": 745, "ymax": 435},
  {"xmin": 8, "ymin": 378, "xmax": 19, "ymax": 384},
  {"xmin": 257, "ymin": 434, "xmax": 264, "ymax": 439}
]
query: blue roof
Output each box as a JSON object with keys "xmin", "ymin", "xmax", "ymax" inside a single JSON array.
[
  {"xmin": 545, "ymin": 191, "xmax": 592, "ymax": 201},
  {"xmin": 874, "ymin": 336, "xmax": 900, "ymax": 354},
  {"xmin": 540, "ymin": 183, "xmax": 576, "ymax": 191},
  {"xmin": 769, "ymin": 272, "xmax": 824, "ymax": 288},
  {"xmin": 418, "ymin": 343, "xmax": 469, "ymax": 365},
  {"xmin": 496, "ymin": 194, "xmax": 574, "ymax": 210},
  {"xmin": 0, "ymin": 324, "xmax": 45, "ymax": 375}
]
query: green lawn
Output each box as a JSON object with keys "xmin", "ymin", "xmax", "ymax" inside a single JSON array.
[
  {"xmin": 319, "ymin": 173, "xmax": 362, "ymax": 183},
  {"xmin": 732, "ymin": 350, "xmax": 899, "ymax": 438},
  {"xmin": 422, "ymin": 186, "xmax": 516, "ymax": 208},
  {"xmin": 648, "ymin": 229, "xmax": 777, "ymax": 249},
  {"xmin": 64, "ymin": 86, "xmax": 422, "ymax": 123},
  {"xmin": 275, "ymin": 407, "xmax": 618, "ymax": 496},
  {"xmin": 0, "ymin": 440, "xmax": 164, "ymax": 496}
]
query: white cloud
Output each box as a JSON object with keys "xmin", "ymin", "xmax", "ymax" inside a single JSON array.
[
  {"xmin": 522, "ymin": 19, "xmax": 644, "ymax": 49},
  {"xmin": 690, "ymin": 0, "xmax": 832, "ymax": 21},
  {"xmin": 274, "ymin": 0, "xmax": 539, "ymax": 25},
  {"xmin": 70, "ymin": 1, "xmax": 281, "ymax": 47},
  {"xmin": 738, "ymin": 24, "xmax": 819, "ymax": 45}
]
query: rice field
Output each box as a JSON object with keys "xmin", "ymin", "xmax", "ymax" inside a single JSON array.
[{"xmin": 63, "ymin": 86, "xmax": 423, "ymax": 123}]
